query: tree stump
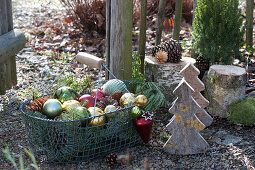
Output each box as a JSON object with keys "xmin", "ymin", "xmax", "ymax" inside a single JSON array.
[
  {"xmin": 145, "ymin": 56, "xmax": 196, "ymax": 106},
  {"xmin": 203, "ymin": 65, "xmax": 246, "ymax": 117}
]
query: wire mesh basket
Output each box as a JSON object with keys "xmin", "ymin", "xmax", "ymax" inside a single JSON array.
[{"xmin": 20, "ymin": 78, "xmax": 141, "ymax": 162}]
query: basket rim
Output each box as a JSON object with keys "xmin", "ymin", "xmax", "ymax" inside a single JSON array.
[{"xmin": 20, "ymin": 100, "xmax": 135, "ymax": 123}]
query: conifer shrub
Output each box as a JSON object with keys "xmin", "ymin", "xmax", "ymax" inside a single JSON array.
[
  {"xmin": 192, "ymin": 0, "xmax": 244, "ymax": 64},
  {"xmin": 227, "ymin": 97, "xmax": 255, "ymax": 126}
]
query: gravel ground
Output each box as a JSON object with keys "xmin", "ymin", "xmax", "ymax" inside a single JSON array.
[{"xmin": 0, "ymin": 0, "xmax": 254, "ymax": 169}]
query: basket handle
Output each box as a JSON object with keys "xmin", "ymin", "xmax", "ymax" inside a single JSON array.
[{"xmin": 76, "ymin": 52, "xmax": 105, "ymax": 69}]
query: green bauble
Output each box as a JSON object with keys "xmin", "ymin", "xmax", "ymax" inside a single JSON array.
[
  {"xmin": 104, "ymin": 105, "xmax": 117, "ymax": 120},
  {"xmin": 55, "ymin": 86, "xmax": 78, "ymax": 103},
  {"xmin": 130, "ymin": 106, "xmax": 141, "ymax": 118},
  {"xmin": 43, "ymin": 99, "xmax": 62, "ymax": 119},
  {"xmin": 62, "ymin": 106, "xmax": 90, "ymax": 121},
  {"xmin": 61, "ymin": 106, "xmax": 90, "ymax": 126},
  {"xmin": 102, "ymin": 79, "xmax": 128, "ymax": 96}
]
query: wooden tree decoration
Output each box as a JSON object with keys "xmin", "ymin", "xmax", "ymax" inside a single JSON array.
[
  {"xmin": 179, "ymin": 63, "xmax": 213, "ymax": 127},
  {"xmin": 163, "ymin": 79, "xmax": 209, "ymax": 154}
]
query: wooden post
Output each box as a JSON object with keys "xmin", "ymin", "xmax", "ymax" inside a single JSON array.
[
  {"xmin": 6, "ymin": 0, "xmax": 16, "ymax": 85},
  {"xmin": 110, "ymin": 0, "xmax": 133, "ymax": 80},
  {"xmin": 138, "ymin": 0, "xmax": 147, "ymax": 74},
  {"xmin": 173, "ymin": 0, "xmax": 183, "ymax": 41},
  {"xmin": 155, "ymin": 0, "xmax": 166, "ymax": 45},
  {"xmin": 105, "ymin": 0, "xmax": 111, "ymax": 80},
  {"xmin": 246, "ymin": 0, "xmax": 253, "ymax": 51},
  {"xmin": 5, "ymin": 59, "xmax": 12, "ymax": 89},
  {"xmin": 6, "ymin": 0, "xmax": 13, "ymax": 31},
  {"xmin": 0, "ymin": 63, "xmax": 6, "ymax": 95},
  {"xmin": 0, "ymin": 0, "xmax": 8, "ymax": 35},
  {"xmin": 179, "ymin": 63, "xmax": 213, "ymax": 127},
  {"xmin": 163, "ymin": 79, "xmax": 209, "ymax": 154},
  {"xmin": 0, "ymin": 0, "xmax": 25, "ymax": 93}
]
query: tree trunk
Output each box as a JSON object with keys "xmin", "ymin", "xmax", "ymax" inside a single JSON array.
[
  {"xmin": 155, "ymin": 0, "xmax": 166, "ymax": 45},
  {"xmin": 105, "ymin": 0, "xmax": 111, "ymax": 80},
  {"xmin": 192, "ymin": 0, "xmax": 197, "ymax": 23},
  {"xmin": 138, "ymin": 0, "xmax": 147, "ymax": 74},
  {"xmin": 246, "ymin": 0, "xmax": 253, "ymax": 51},
  {"xmin": 110, "ymin": 0, "xmax": 133, "ymax": 80},
  {"xmin": 173, "ymin": 0, "xmax": 183, "ymax": 41}
]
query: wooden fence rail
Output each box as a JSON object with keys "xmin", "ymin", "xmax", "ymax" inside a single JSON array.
[{"xmin": 0, "ymin": 0, "xmax": 26, "ymax": 95}]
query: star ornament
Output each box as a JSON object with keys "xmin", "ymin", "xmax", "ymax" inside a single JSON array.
[{"xmin": 141, "ymin": 111, "xmax": 153, "ymax": 121}]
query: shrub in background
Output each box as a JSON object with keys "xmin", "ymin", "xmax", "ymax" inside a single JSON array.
[
  {"xmin": 227, "ymin": 97, "xmax": 255, "ymax": 126},
  {"xmin": 60, "ymin": 0, "xmax": 194, "ymax": 35},
  {"xmin": 61, "ymin": 0, "xmax": 106, "ymax": 34},
  {"xmin": 192, "ymin": 0, "xmax": 244, "ymax": 64}
]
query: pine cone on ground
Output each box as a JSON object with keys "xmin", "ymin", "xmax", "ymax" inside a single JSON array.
[
  {"xmin": 110, "ymin": 91, "xmax": 122, "ymax": 104},
  {"xmin": 151, "ymin": 38, "xmax": 182, "ymax": 63},
  {"xmin": 155, "ymin": 51, "xmax": 168, "ymax": 63},
  {"xmin": 195, "ymin": 56, "xmax": 210, "ymax": 70},
  {"xmin": 29, "ymin": 97, "xmax": 49, "ymax": 113},
  {"xmin": 105, "ymin": 152, "xmax": 118, "ymax": 168},
  {"xmin": 96, "ymin": 96, "xmax": 118, "ymax": 110}
]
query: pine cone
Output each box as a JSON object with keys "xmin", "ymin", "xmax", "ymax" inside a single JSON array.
[
  {"xmin": 96, "ymin": 97, "xmax": 118, "ymax": 110},
  {"xmin": 155, "ymin": 51, "xmax": 168, "ymax": 63},
  {"xmin": 195, "ymin": 56, "xmax": 210, "ymax": 70},
  {"xmin": 151, "ymin": 39, "xmax": 182, "ymax": 63},
  {"xmin": 29, "ymin": 97, "xmax": 49, "ymax": 113},
  {"xmin": 106, "ymin": 152, "xmax": 118, "ymax": 168},
  {"xmin": 110, "ymin": 91, "xmax": 122, "ymax": 104}
]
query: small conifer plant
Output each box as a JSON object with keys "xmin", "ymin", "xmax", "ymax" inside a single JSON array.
[{"xmin": 192, "ymin": 0, "xmax": 244, "ymax": 64}]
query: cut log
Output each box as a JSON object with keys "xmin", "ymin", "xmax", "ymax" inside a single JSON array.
[
  {"xmin": 203, "ymin": 65, "xmax": 246, "ymax": 117},
  {"xmin": 145, "ymin": 56, "xmax": 196, "ymax": 106},
  {"xmin": 0, "ymin": 30, "xmax": 26, "ymax": 63}
]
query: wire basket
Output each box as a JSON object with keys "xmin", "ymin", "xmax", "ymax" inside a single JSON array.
[{"xmin": 20, "ymin": 81, "xmax": 141, "ymax": 163}]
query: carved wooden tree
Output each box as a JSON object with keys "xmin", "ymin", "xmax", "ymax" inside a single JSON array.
[
  {"xmin": 179, "ymin": 63, "xmax": 213, "ymax": 127},
  {"xmin": 163, "ymin": 79, "xmax": 209, "ymax": 154}
]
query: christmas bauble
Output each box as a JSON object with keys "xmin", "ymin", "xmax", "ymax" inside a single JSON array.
[
  {"xmin": 62, "ymin": 100, "xmax": 81, "ymax": 111},
  {"xmin": 135, "ymin": 95, "xmax": 148, "ymax": 106},
  {"xmin": 120, "ymin": 93, "xmax": 135, "ymax": 107},
  {"xmin": 79, "ymin": 94, "xmax": 95, "ymax": 108},
  {"xmin": 130, "ymin": 106, "xmax": 141, "ymax": 118},
  {"xmin": 55, "ymin": 86, "xmax": 78, "ymax": 103},
  {"xmin": 104, "ymin": 105, "xmax": 117, "ymax": 119},
  {"xmin": 102, "ymin": 79, "xmax": 128, "ymax": 96},
  {"xmin": 91, "ymin": 89, "xmax": 104, "ymax": 101},
  {"xmin": 43, "ymin": 99, "xmax": 62, "ymax": 119},
  {"xmin": 88, "ymin": 107, "xmax": 105, "ymax": 126}
]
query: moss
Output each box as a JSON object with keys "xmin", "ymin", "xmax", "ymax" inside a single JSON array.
[{"xmin": 227, "ymin": 97, "xmax": 255, "ymax": 126}]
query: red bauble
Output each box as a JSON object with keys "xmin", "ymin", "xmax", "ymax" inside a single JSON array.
[
  {"xmin": 79, "ymin": 94, "xmax": 95, "ymax": 108},
  {"xmin": 91, "ymin": 89, "xmax": 104, "ymax": 101},
  {"xmin": 133, "ymin": 117, "xmax": 153, "ymax": 143}
]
